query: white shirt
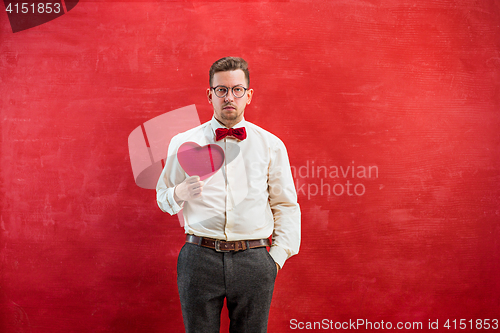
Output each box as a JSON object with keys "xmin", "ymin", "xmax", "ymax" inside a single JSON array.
[{"xmin": 156, "ymin": 116, "xmax": 301, "ymax": 268}]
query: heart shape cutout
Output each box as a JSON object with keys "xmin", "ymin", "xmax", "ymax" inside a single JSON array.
[{"xmin": 177, "ymin": 142, "xmax": 225, "ymax": 180}]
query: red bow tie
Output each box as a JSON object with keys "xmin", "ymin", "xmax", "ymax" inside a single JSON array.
[{"xmin": 215, "ymin": 127, "xmax": 247, "ymax": 141}]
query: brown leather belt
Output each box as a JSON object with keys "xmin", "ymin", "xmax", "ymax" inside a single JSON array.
[{"xmin": 186, "ymin": 234, "xmax": 270, "ymax": 252}]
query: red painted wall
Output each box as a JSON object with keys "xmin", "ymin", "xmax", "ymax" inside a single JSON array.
[{"xmin": 1, "ymin": 1, "xmax": 499, "ymax": 332}]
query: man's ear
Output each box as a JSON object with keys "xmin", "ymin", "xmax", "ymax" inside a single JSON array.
[
  {"xmin": 207, "ymin": 88, "xmax": 213, "ymax": 104},
  {"xmin": 246, "ymin": 89, "xmax": 254, "ymax": 105}
]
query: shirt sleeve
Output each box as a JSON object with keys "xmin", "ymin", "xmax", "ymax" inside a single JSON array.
[
  {"xmin": 156, "ymin": 135, "xmax": 186, "ymax": 215},
  {"xmin": 267, "ymin": 139, "xmax": 301, "ymax": 268}
]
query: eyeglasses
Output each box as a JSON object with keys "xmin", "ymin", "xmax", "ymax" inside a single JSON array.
[{"xmin": 210, "ymin": 85, "xmax": 249, "ymax": 99}]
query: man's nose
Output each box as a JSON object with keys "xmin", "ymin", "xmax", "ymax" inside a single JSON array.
[{"xmin": 224, "ymin": 89, "xmax": 235, "ymax": 101}]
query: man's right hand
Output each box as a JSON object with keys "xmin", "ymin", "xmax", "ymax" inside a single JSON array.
[{"xmin": 174, "ymin": 176, "xmax": 204, "ymax": 204}]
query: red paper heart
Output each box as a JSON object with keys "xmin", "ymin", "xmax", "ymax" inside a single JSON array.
[{"xmin": 177, "ymin": 142, "xmax": 225, "ymax": 180}]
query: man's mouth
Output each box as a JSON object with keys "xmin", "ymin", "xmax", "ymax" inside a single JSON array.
[{"xmin": 223, "ymin": 105, "xmax": 235, "ymax": 110}]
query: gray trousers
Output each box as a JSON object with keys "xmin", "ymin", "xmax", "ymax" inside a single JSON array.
[{"xmin": 177, "ymin": 242, "xmax": 277, "ymax": 333}]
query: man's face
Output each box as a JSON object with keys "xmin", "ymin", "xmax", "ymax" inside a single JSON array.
[{"xmin": 207, "ymin": 69, "xmax": 253, "ymax": 128}]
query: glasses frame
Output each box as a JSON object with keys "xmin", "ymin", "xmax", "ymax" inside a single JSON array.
[{"xmin": 210, "ymin": 85, "xmax": 249, "ymax": 99}]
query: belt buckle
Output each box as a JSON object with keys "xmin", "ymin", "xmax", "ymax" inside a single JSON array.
[{"xmin": 214, "ymin": 240, "xmax": 231, "ymax": 252}]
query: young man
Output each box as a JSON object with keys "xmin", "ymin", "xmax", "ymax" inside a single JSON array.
[{"xmin": 156, "ymin": 57, "xmax": 300, "ymax": 333}]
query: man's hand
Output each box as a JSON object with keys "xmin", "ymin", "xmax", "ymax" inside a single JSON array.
[{"xmin": 174, "ymin": 176, "xmax": 204, "ymax": 204}]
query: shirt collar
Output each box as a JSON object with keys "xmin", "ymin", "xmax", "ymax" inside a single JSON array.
[{"xmin": 210, "ymin": 116, "xmax": 246, "ymax": 133}]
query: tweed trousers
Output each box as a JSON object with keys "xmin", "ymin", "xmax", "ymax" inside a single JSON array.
[{"xmin": 177, "ymin": 242, "xmax": 277, "ymax": 333}]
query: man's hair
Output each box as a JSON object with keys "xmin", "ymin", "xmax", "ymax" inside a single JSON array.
[{"xmin": 209, "ymin": 57, "xmax": 250, "ymax": 87}]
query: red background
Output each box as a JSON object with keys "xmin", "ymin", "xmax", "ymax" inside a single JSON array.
[{"xmin": 1, "ymin": 1, "xmax": 499, "ymax": 332}]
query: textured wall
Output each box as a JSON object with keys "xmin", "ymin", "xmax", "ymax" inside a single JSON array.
[{"xmin": 1, "ymin": 1, "xmax": 499, "ymax": 332}]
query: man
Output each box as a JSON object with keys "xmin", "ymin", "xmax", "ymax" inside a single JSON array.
[{"xmin": 156, "ymin": 57, "xmax": 300, "ymax": 333}]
